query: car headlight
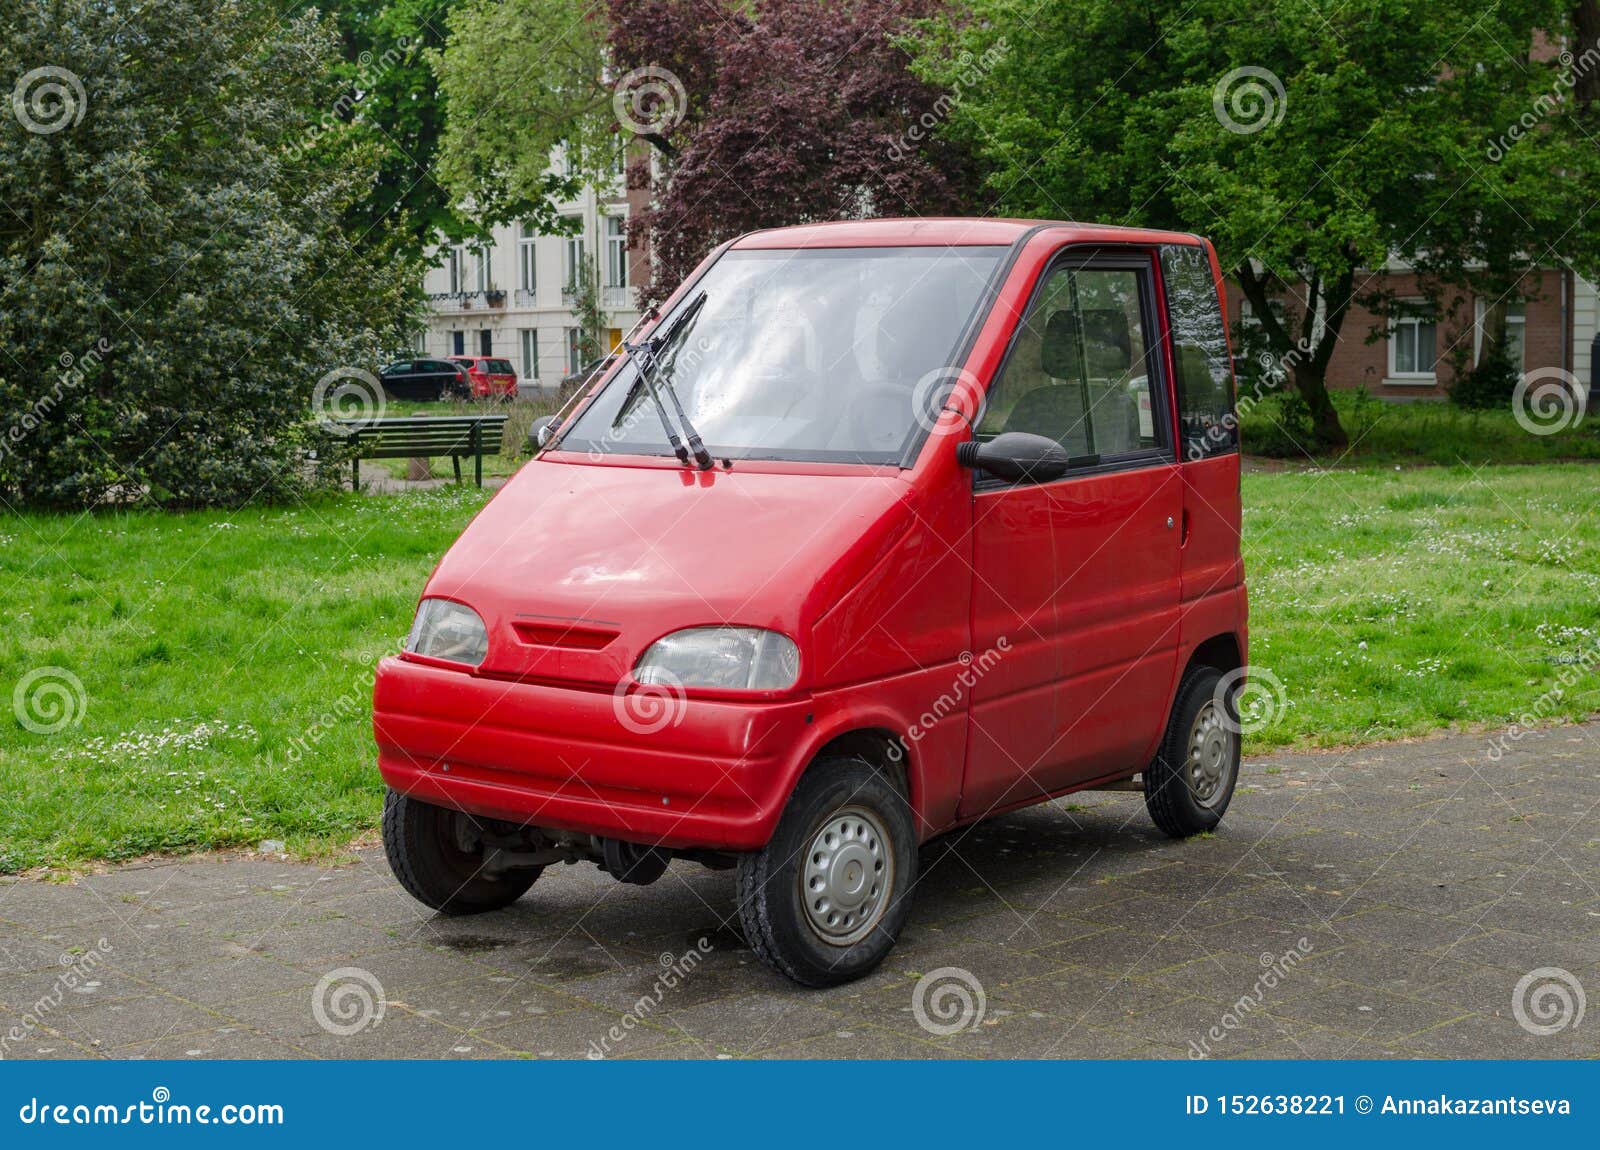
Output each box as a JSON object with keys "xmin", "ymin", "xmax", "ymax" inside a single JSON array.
[
  {"xmin": 405, "ymin": 598, "xmax": 489, "ymax": 666},
  {"xmin": 635, "ymin": 627, "xmax": 800, "ymax": 691}
]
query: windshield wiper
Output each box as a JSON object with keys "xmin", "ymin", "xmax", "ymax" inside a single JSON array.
[{"xmin": 621, "ymin": 291, "xmax": 713, "ymax": 469}]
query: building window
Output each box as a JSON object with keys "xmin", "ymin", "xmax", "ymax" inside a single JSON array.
[
  {"xmin": 479, "ymin": 329, "xmax": 492, "ymax": 356},
  {"xmin": 1389, "ymin": 304, "xmax": 1437, "ymax": 378},
  {"xmin": 1474, "ymin": 298, "xmax": 1526, "ymax": 371},
  {"xmin": 563, "ymin": 229, "xmax": 587, "ymax": 297},
  {"xmin": 475, "ymin": 247, "xmax": 490, "ymax": 294},
  {"xmin": 520, "ymin": 329, "xmax": 538, "ymax": 379},
  {"xmin": 412, "ymin": 329, "xmax": 427, "ymax": 354},
  {"xmin": 518, "ymin": 223, "xmax": 537, "ymax": 294},
  {"xmin": 447, "ymin": 248, "xmax": 463, "ymax": 295},
  {"xmin": 451, "ymin": 329, "xmax": 464, "ymax": 356},
  {"xmin": 605, "ymin": 216, "xmax": 629, "ymax": 289},
  {"xmin": 566, "ymin": 327, "xmax": 582, "ymax": 374}
]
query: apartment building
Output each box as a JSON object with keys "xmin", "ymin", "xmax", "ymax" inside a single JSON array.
[{"xmin": 417, "ymin": 164, "xmax": 649, "ymax": 389}]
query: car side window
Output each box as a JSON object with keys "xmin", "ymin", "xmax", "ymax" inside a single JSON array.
[
  {"xmin": 1160, "ymin": 244, "xmax": 1237, "ymax": 460},
  {"xmin": 977, "ymin": 263, "xmax": 1164, "ymax": 462}
]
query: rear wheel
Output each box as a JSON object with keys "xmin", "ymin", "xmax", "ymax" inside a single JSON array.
[
  {"xmin": 382, "ymin": 790, "xmax": 541, "ymax": 914},
  {"xmin": 736, "ymin": 758, "xmax": 917, "ymax": 987},
  {"xmin": 1144, "ymin": 666, "xmax": 1241, "ymax": 837}
]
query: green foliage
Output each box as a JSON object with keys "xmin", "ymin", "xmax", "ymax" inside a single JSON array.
[
  {"xmin": 566, "ymin": 256, "xmax": 608, "ymax": 364},
  {"xmin": 910, "ymin": 0, "xmax": 1596, "ymax": 448},
  {"xmin": 431, "ymin": 0, "xmax": 613, "ymax": 232},
  {"xmin": 1450, "ymin": 347, "xmax": 1521, "ymax": 411},
  {"xmin": 301, "ymin": 0, "xmax": 477, "ymax": 263},
  {"xmin": 0, "ymin": 0, "xmax": 421, "ymax": 508}
]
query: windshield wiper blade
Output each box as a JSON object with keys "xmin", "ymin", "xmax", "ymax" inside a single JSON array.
[{"xmin": 622, "ymin": 291, "xmax": 712, "ymax": 469}]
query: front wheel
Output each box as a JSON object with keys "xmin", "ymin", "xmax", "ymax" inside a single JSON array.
[
  {"xmin": 1144, "ymin": 666, "xmax": 1241, "ymax": 837},
  {"xmin": 736, "ymin": 758, "xmax": 917, "ymax": 987},
  {"xmin": 382, "ymin": 790, "xmax": 540, "ymax": 914}
]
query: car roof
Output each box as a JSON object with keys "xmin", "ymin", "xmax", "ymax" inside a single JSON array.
[{"xmin": 729, "ymin": 217, "xmax": 1204, "ymax": 249}]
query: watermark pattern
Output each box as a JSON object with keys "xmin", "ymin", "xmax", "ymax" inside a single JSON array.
[
  {"xmin": 311, "ymin": 967, "xmax": 386, "ymax": 1036},
  {"xmin": 17, "ymin": 1088, "xmax": 284, "ymax": 1126},
  {"xmin": 901, "ymin": 639, "xmax": 1010, "ymax": 747},
  {"xmin": 614, "ymin": 669, "xmax": 688, "ymax": 735},
  {"xmin": 11, "ymin": 66, "xmax": 86, "ymax": 135},
  {"xmin": 1188, "ymin": 938, "xmax": 1313, "ymax": 1058},
  {"xmin": 1214, "ymin": 665, "xmax": 1287, "ymax": 735},
  {"xmin": 911, "ymin": 966, "xmax": 987, "ymax": 1036},
  {"xmin": 587, "ymin": 938, "xmax": 713, "ymax": 1058},
  {"xmin": 1512, "ymin": 967, "xmax": 1585, "ymax": 1036},
  {"xmin": 311, "ymin": 367, "xmax": 386, "ymax": 434},
  {"xmin": 12, "ymin": 666, "xmax": 87, "ymax": 735},
  {"xmin": 1, "ymin": 940, "xmax": 112, "ymax": 1057},
  {"xmin": 286, "ymin": 39, "xmax": 411, "ymax": 162},
  {"xmin": 910, "ymin": 365, "xmax": 986, "ymax": 436},
  {"xmin": 1487, "ymin": 40, "xmax": 1600, "ymax": 161},
  {"xmin": 0, "ymin": 338, "xmax": 112, "ymax": 466},
  {"xmin": 613, "ymin": 66, "xmax": 687, "ymax": 136},
  {"xmin": 1487, "ymin": 637, "xmax": 1600, "ymax": 761},
  {"xmin": 1212, "ymin": 67, "xmax": 1285, "ymax": 134},
  {"xmin": 1511, "ymin": 367, "xmax": 1584, "ymax": 436},
  {"xmin": 263, "ymin": 650, "xmax": 385, "ymax": 767},
  {"xmin": 886, "ymin": 39, "xmax": 1010, "ymax": 162}
]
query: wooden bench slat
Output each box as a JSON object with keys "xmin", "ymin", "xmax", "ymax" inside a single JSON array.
[{"xmin": 315, "ymin": 415, "xmax": 510, "ymax": 490}]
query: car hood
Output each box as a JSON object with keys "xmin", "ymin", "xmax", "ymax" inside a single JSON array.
[{"xmin": 423, "ymin": 457, "xmax": 914, "ymax": 686}]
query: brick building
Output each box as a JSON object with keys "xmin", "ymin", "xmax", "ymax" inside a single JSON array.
[{"xmin": 1224, "ymin": 265, "xmax": 1597, "ymax": 400}]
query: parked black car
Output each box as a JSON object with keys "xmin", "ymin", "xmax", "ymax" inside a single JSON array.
[{"xmin": 379, "ymin": 359, "xmax": 472, "ymax": 401}]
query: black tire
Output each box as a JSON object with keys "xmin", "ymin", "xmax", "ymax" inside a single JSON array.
[
  {"xmin": 736, "ymin": 757, "xmax": 918, "ymax": 987},
  {"xmin": 1144, "ymin": 665, "xmax": 1241, "ymax": 838},
  {"xmin": 382, "ymin": 790, "xmax": 540, "ymax": 914}
]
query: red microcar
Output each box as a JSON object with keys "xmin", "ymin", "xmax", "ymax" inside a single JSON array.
[{"xmin": 374, "ymin": 218, "xmax": 1248, "ymax": 987}]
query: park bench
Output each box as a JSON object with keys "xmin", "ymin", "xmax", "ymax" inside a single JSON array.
[{"xmin": 321, "ymin": 414, "xmax": 508, "ymax": 489}]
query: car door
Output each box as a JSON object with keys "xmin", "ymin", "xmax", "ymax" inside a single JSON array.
[{"xmin": 958, "ymin": 248, "xmax": 1182, "ymax": 818}]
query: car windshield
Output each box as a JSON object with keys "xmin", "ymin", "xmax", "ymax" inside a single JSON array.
[
  {"xmin": 558, "ymin": 246, "xmax": 1007, "ymax": 464},
  {"xmin": 485, "ymin": 359, "xmax": 515, "ymax": 374}
]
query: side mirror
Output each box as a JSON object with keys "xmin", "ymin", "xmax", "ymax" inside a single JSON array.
[
  {"xmin": 527, "ymin": 415, "xmax": 558, "ymax": 452},
  {"xmin": 956, "ymin": 432, "xmax": 1069, "ymax": 484}
]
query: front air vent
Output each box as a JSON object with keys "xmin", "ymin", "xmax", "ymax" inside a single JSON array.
[{"xmin": 511, "ymin": 617, "xmax": 620, "ymax": 651}]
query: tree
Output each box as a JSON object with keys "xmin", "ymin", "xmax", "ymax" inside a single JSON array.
[
  {"xmin": 567, "ymin": 254, "xmax": 607, "ymax": 366},
  {"xmin": 609, "ymin": 0, "xmax": 981, "ymax": 303},
  {"xmin": 431, "ymin": 0, "xmax": 614, "ymax": 232},
  {"xmin": 293, "ymin": 0, "xmax": 475, "ymax": 266},
  {"xmin": 912, "ymin": 0, "xmax": 1595, "ymax": 447},
  {"xmin": 0, "ymin": 0, "xmax": 418, "ymax": 508}
]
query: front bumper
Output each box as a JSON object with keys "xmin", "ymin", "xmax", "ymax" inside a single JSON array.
[{"xmin": 372, "ymin": 656, "xmax": 814, "ymax": 850}]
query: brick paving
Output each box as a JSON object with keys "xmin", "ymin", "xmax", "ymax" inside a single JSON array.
[{"xmin": 2, "ymin": 722, "xmax": 1596, "ymax": 1060}]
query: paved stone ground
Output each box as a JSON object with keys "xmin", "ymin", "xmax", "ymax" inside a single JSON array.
[{"xmin": 2, "ymin": 723, "xmax": 1597, "ymax": 1061}]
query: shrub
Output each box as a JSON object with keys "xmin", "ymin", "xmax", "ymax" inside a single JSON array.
[{"xmin": 0, "ymin": 0, "xmax": 421, "ymax": 508}]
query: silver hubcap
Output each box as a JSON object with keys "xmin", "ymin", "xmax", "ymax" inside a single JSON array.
[
  {"xmin": 800, "ymin": 806, "xmax": 893, "ymax": 946},
  {"xmin": 1188, "ymin": 700, "xmax": 1234, "ymax": 807}
]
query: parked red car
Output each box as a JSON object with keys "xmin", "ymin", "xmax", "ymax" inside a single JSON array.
[
  {"xmin": 447, "ymin": 355, "xmax": 519, "ymax": 400},
  {"xmin": 375, "ymin": 219, "xmax": 1247, "ymax": 986}
]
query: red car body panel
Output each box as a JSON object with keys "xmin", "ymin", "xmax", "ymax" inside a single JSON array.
[
  {"xmin": 374, "ymin": 218, "xmax": 1248, "ymax": 851},
  {"xmin": 449, "ymin": 355, "xmax": 519, "ymax": 399}
]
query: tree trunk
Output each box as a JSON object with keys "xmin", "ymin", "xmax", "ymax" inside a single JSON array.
[
  {"xmin": 1578, "ymin": 1, "xmax": 1600, "ymax": 110},
  {"xmin": 1236, "ymin": 263, "xmax": 1350, "ymax": 450},
  {"xmin": 1293, "ymin": 364, "xmax": 1349, "ymax": 449},
  {"xmin": 1480, "ymin": 295, "xmax": 1508, "ymax": 366}
]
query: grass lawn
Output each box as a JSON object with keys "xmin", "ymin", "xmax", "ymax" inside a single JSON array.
[{"xmin": 3, "ymin": 462, "xmax": 1598, "ymax": 871}]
